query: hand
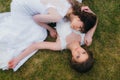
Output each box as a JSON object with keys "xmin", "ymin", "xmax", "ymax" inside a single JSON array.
[
  {"xmin": 8, "ymin": 58, "xmax": 19, "ymax": 69},
  {"xmin": 81, "ymin": 6, "xmax": 94, "ymax": 14},
  {"xmin": 84, "ymin": 34, "xmax": 93, "ymax": 46},
  {"xmin": 49, "ymin": 29, "xmax": 57, "ymax": 38}
]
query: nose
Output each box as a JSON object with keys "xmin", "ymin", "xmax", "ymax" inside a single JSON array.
[
  {"xmin": 77, "ymin": 50, "xmax": 81, "ymax": 55},
  {"xmin": 78, "ymin": 49, "xmax": 84, "ymax": 54}
]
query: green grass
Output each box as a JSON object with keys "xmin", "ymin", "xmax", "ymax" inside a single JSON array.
[{"xmin": 0, "ymin": 0, "xmax": 120, "ymax": 80}]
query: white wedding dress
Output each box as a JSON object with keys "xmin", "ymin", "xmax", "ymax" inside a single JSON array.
[{"xmin": 0, "ymin": 0, "xmax": 71, "ymax": 71}]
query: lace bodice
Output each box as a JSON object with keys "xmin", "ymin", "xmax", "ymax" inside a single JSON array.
[{"xmin": 56, "ymin": 19, "xmax": 85, "ymax": 49}]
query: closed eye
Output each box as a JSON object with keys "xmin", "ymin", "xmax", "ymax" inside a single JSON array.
[
  {"xmin": 82, "ymin": 52, "xmax": 86, "ymax": 54},
  {"xmin": 76, "ymin": 55, "xmax": 80, "ymax": 59}
]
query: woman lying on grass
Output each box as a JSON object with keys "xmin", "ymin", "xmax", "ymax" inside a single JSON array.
[{"xmin": 9, "ymin": 7, "xmax": 97, "ymax": 73}]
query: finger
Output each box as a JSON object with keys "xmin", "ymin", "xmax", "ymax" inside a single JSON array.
[
  {"xmin": 53, "ymin": 35, "xmax": 56, "ymax": 38},
  {"xmin": 87, "ymin": 43, "xmax": 90, "ymax": 46},
  {"xmin": 52, "ymin": 34, "xmax": 56, "ymax": 38},
  {"xmin": 8, "ymin": 64, "xmax": 13, "ymax": 69},
  {"xmin": 83, "ymin": 9, "xmax": 88, "ymax": 12},
  {"xmin": 9, "ymin": 63, "xmax": 15, "ymax": 69},
  {"xmin": 8, "ymin": 61, "xmax": 12, "ymax": 64},
  {"xmin": 83, "ymin": 9, "xmax": 90, "ymax": 13},
  {"xmin": 85, "ymin": 40, "xmax": 89, "ymax": 46},
  {"xmin": 81, "ymin": 6, "xmax": 88, "ymax": 11},
  {"xmin": 55, "ymin": 33, "xmax": 57, "ymax": 38},
  {"xmin": 87, "ymin": 41, "xmax": 92, "ymax": 46},
  {"xmin": 84, "ymin": 39, "xmax": 87, "ymax": 45},
  {"xmin": 8, "ymin": 61, "xmax": 13, "ymax": 68},
  {"xmin": 83, "ymin": 9, "xmax": 89, "ymax": 11},
  {"xmin": 84, "ymin": 6, "xmax": 89, "ymax": 9}
]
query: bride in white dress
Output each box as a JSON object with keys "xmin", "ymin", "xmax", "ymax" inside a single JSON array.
[{"xmin": 0, "ymin": 0, "xmax": 72, "ymax": 70}]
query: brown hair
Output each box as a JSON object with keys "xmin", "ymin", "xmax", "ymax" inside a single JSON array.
[
  {"xmin": 70, "ymin": 47, "xmax": 94, "ymax": 73},
  {"xmin": 66, "ymin": 0, "xmax": 97, "ymax": 33}
]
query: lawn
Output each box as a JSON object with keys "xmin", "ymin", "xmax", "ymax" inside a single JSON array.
[{"xmin": 0, "ymin": 0, "xmax": 120, "ymax": 80}]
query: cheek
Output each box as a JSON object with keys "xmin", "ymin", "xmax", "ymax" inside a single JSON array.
[
  {"xmin": 82, "ymin": 54, "xmax": 89, "ymax": 61},
  {"xmin": 72, "ymin": 51, "xmax": 77, "ymax": 57},
  {"xmin": 80, "ymin": 23, "xmax": 83, "ymax": 27},
  {"xmin": 81, "ymin": 22, "xmax": 84, "ymax": 28},
  {"xmin": 76, "ymin": 21, "xmax": 81, "ymax": 25},
  {"xmin": 71, "ymin": 51, "xmax": 76, "ymax": 57}
]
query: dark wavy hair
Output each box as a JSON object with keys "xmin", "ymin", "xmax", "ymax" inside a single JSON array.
[
  {"xmin": 67, "ymin": 0, "xmax": 97, "ymax": 33},
  {"xmin": 70, "ymin": 47, "xmax": 94, "ymax": 73}
]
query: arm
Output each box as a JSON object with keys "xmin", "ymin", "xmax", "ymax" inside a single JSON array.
[
  {"xmin": 81, "ymin": 6, "xmax": 98, "ymax": 46},
  {"xmin": 17, "ymin": 41, "xmax": 61, "ymax": 61},
  {"xmin": 33, "ymin": 8, "xmax": 62, "ymax": 23},
  {"xmin": 84, "ymin": 19, "xmax": 98, "ymax": 46},
  {"xmin": 36, "ymin": 22, "xmax": 57, "ymax": 38},
  {"xmin": 8, "ymin": 40, "xmax": 61, "ymax": 69},
  {"xmin": 18, "ymin": 41, "xmax": 61, "ymax": 60},
  {"xmin": 86, "ymin": 19, "xmax": 98, "ymax": 38}
]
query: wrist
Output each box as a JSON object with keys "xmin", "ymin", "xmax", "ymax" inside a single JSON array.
[{"xmin": 85, "ymin": 33, "xmax": 93, "ymax": 38}]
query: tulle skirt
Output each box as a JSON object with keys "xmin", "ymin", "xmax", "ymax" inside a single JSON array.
[{"xmin": 0, "ymin": 12, "xmax": 47, "ymax": 70}]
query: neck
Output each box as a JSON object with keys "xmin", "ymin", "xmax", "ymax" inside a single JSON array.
[{"xmin": 67, "ymin": 41, "xmax": 80, "ymax": 51}]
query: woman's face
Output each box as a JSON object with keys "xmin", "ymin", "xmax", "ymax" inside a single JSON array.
[
  {"xmin": 71, "ymin": 47, "xmax": 88, "ymax": 63},
  {"xmin": 71, "ymin": 16, "xmax": 84, "ymax": 31}
]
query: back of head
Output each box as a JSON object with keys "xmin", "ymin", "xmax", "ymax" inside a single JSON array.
[
  {"xmin": 80, "ymin": 11, "xmax": 97, "ymax": 33},
  {"xmin": 70, "ymin": 50, "xmax": 94, "ymax": 73},
  {"xmin": 69, "ymin": 0, "xmax": 97, "ymax": 33}
]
